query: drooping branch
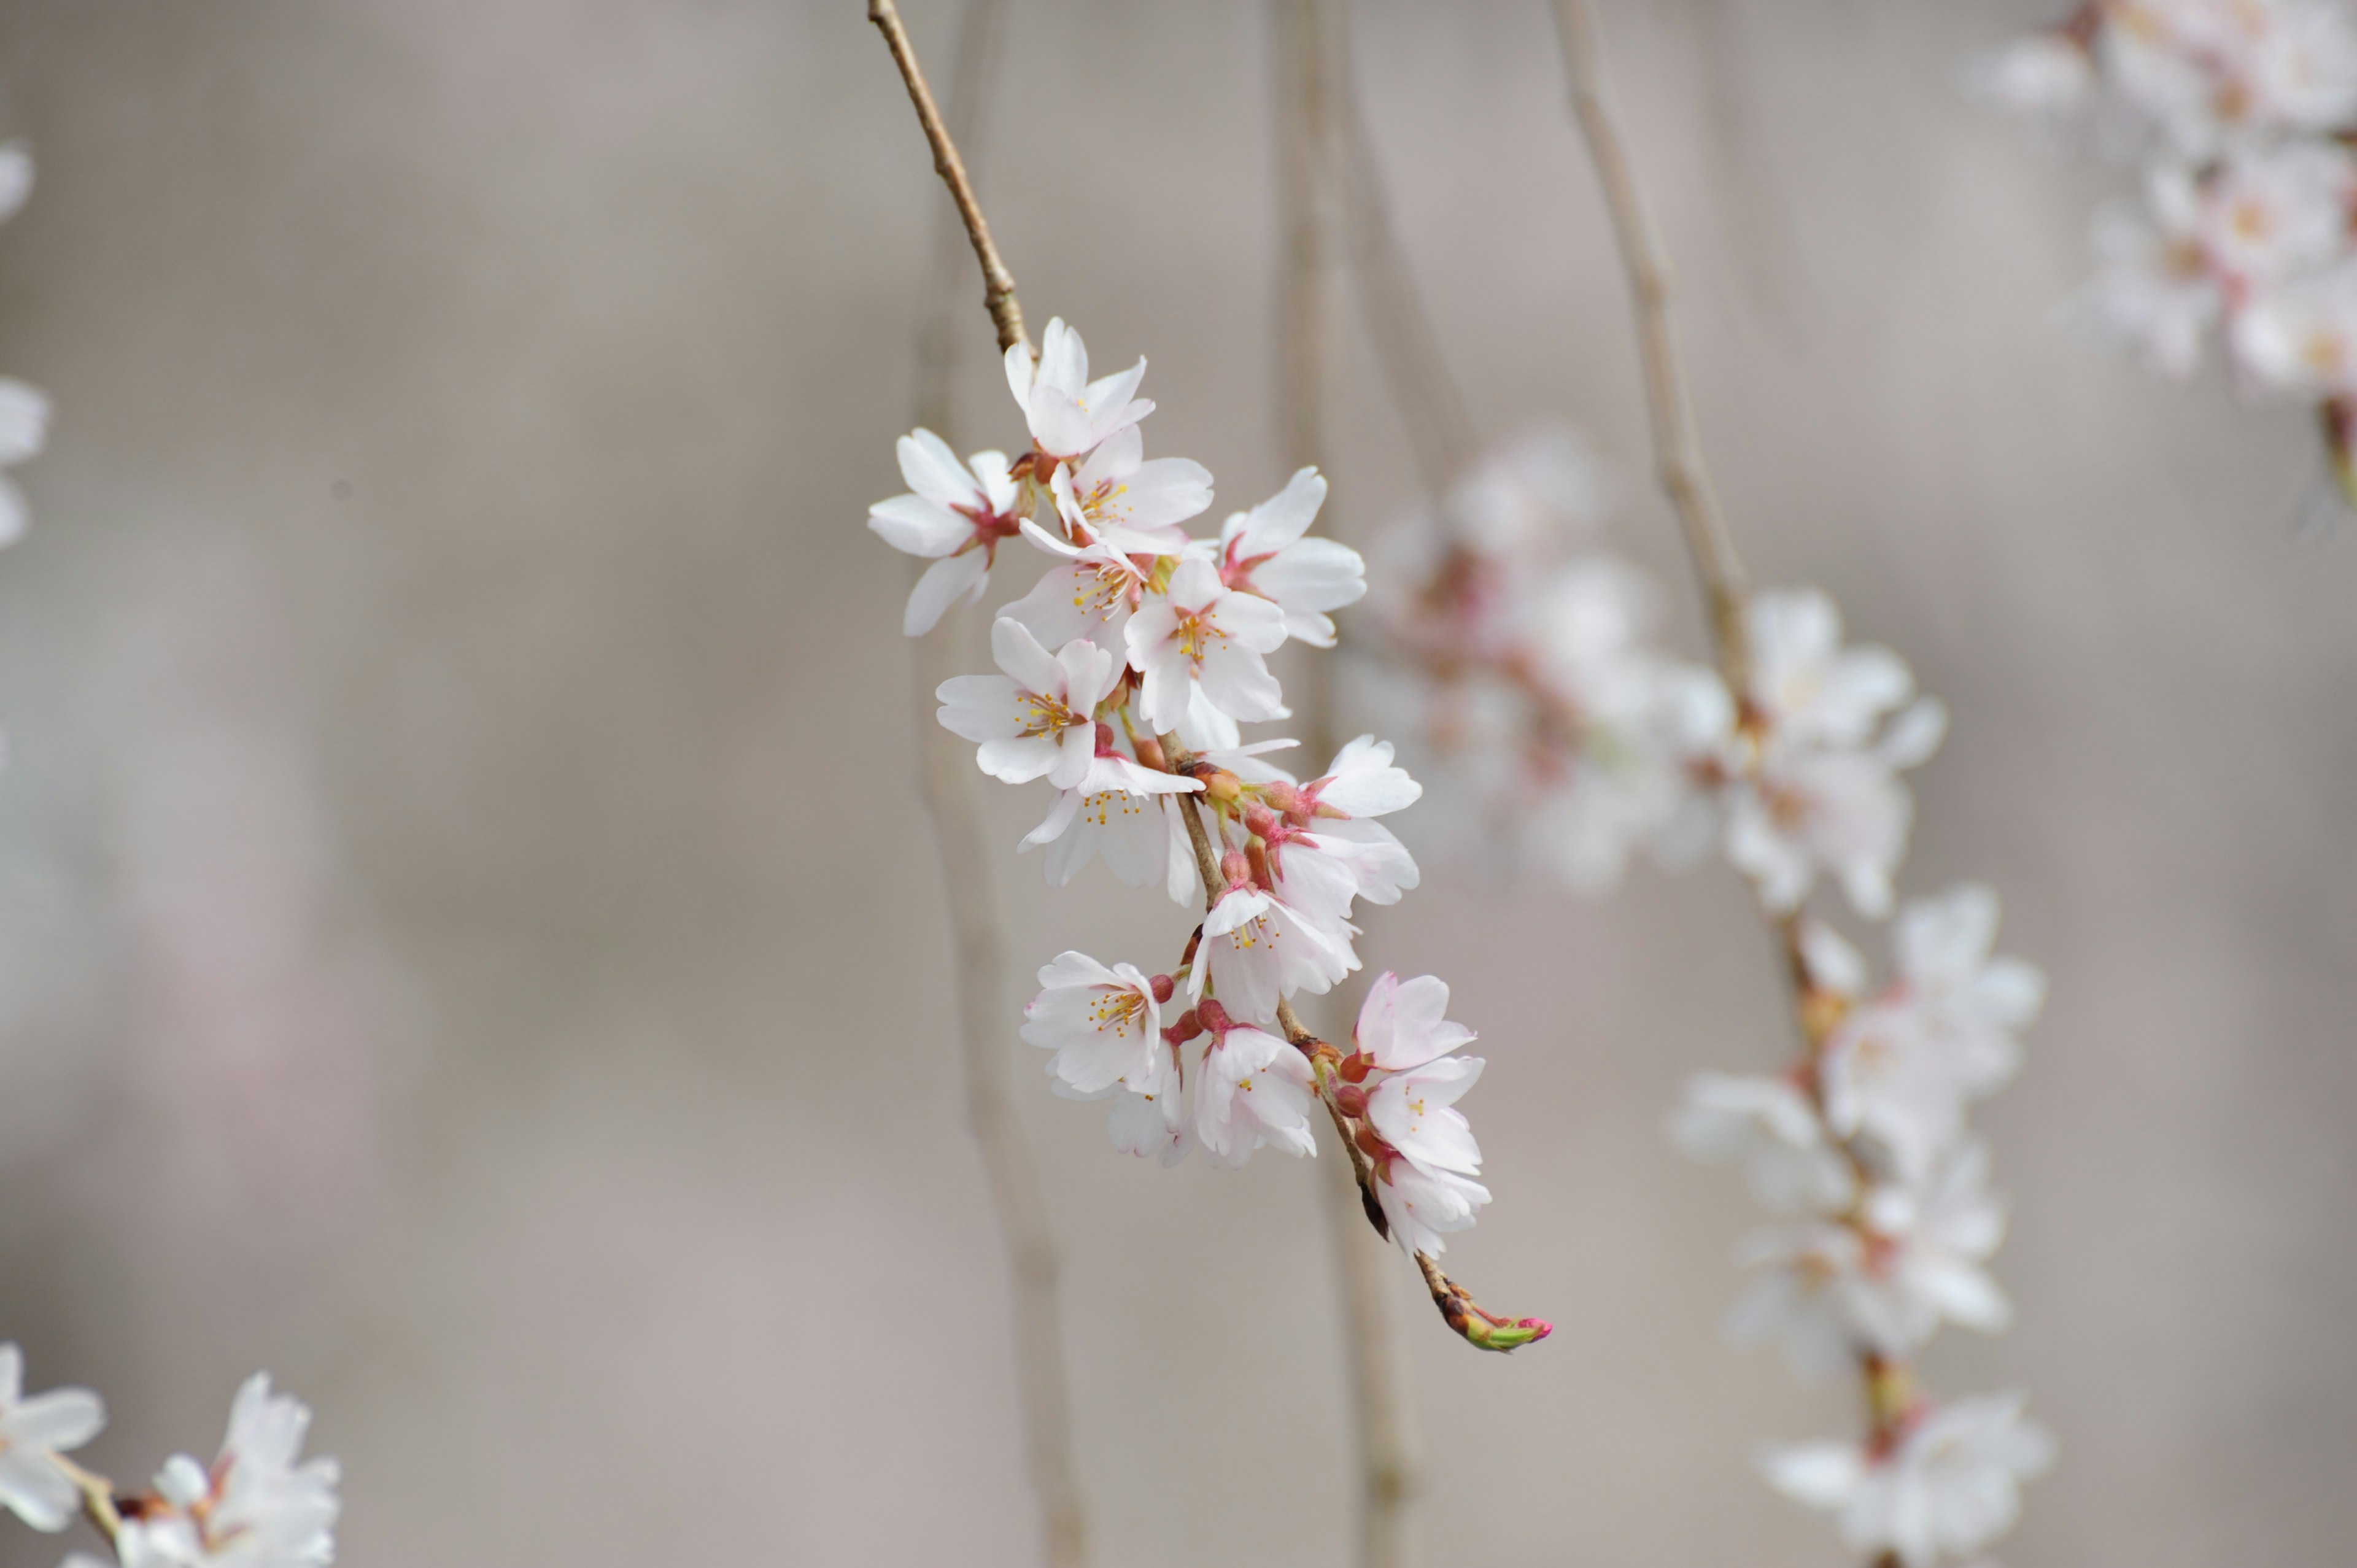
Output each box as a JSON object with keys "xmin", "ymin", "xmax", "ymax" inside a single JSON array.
[
  {"xmin": 870, "ymin": 0, "xmax": 1030, "ymax": 357},
  {"xmin": 1549, "ymin": 0, "xmax": 1752, "ymax": 690}
]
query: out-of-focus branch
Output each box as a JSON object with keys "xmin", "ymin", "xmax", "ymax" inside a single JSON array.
[
  {"xmin": 1272, "ymin": 2, "xmax": 1423, "ymax": 1559},
  {"xmin": 881, "ymin": 4, "xmax": 1083, "ymax": 1564},
  {"xmin": 1549, "ymin": 7, "xmax": 1918, "ymax": 1560},
  {"xmin": 870, "ymin": 0, "xmax": 1030, "ymax": 357},
  {"xmin": 53, "ymin": 1454, "xmax": 122, "ymax": 1548},
  {"xmin": 1549, "ymin": 0, "xmax": 1751, "ymax": 690}
]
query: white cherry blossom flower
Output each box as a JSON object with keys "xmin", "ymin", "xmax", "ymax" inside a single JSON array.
[
  {"xmin": 1864, "ymin": 1140, "xmax": 2016, "ymax": 1346},
  {"xmin": 99, "ymin": 1373, "xmax": 342, "ymax": 1568},
  {"xmin": 1367, "ymin": 1052, "xmax": 1484, "ymax": 1178},
  {"xmin": 1004, "ymin": 316, "xmax": 1151, "ymax": 463},
  {"xmin": 1760, "ymin": 1393, "xmax": 2054, "ymax": 1568},
  {"xmin": 1047, "ymin": 425, "xmax": 1209, "ymax": 553},
  {"xmin": 867, "ymin": 429, "xmax": 1023, "ymax": 635},
  {"xmin": 1000, "ymin": 523, "xmax": 1151, "ymax": 651},
  {"xmin": 1819, "ymin": 886, "xmax": 2043, "ymax": 1179},
  {"xmin": 1124, "ymin": 556, "xmax": 1290, "ymax": 733},
  {"xmin": 1020, "ymin": 744, "xmax": 1200, "ymax": 891},
  {"xmin": 1295, "ymin": 734, "xmax": 1423, "ymax": 819},
  {"xmin": 1724, "ymin": 1221, "xmax": 1894, "ymax": 1383},
  {"xmin": 1194, "ymin": 1019, "xmax": 1317, "ymax": 1167},
  {"xmin": 0, "ymin": 1344, "xmax": 103, "ymax": 1531},
  {"xmin": 1725, "ymin": 717, "xmax": 1944, "ymax": 920},
  {"xmin": 1193, "ymin": 876, "xmax": 1356, "ymax": 1023},
  {"xmin": 1376, "ymin": 1159, "xmax": 1491, "ymax": 1257},
  {"xmin": 935, "ymin": 617, "xmax": 1119, "ymax": 789},
  {"xmin": 1206, "ymin": 467, "xmax": 1366, "ymax": 647},
  {"xmin": 1669, "ymin": 1072, "xmax": 1857, "ymax": 1216},
  {"xmin": 1021, "ymin": 951, "xmax": 1166, "ymax": 1097}
]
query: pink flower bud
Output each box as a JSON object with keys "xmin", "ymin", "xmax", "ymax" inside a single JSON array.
[
  {"xmin": 1148, "ymin": 973, "xmax": 1176, "ymax": 1004},
  {"xmin": 1331, "ymin": 1081, "xmax": 1369, "ymax": 1118}
]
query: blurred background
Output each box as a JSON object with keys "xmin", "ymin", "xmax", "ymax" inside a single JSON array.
[{"xmin": 0, "ymin": 1, "xmax": 2350, "ymax": 1564}]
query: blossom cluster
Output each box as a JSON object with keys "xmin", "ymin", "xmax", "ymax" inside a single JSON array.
[
  {"xmin": 867, "ymin": 320, "xmax": 1542, "ymax": 1346},
  {"xmin": 1360, "ymin": 430, "xmax": 1943, "ymax": 919},
  {"xmin": 1674, "ymin": 890, "xmax": 2054, "ymax": 1567},
  {"xmin": 1363, "ymin": 429, "xmax": 2051, "ymax": 1559},
  {"xmin": 0, "ymin": 1344, "xmax": 339, "ymax": 1568},
  {"xmin": 1976, "ymin": 0, "xmax": 2357, "ymax": 492}
]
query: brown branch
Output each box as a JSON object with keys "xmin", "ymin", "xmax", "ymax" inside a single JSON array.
[
  {"xmin": 1550, "ymin": 0, "xmax": 1751, "ymax": 692},
  {"xmin": 883, "ymin": 3, "xmax": 1082, "ymax": 1563},
  {"xmin": 870, "ymin": 0, "xmax": 1030, "ymax": 358}
]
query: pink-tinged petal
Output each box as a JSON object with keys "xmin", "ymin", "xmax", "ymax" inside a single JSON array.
[
  {"xmin": 897, "ymin": 427, "xmax": 981, "ymax": 509},
  {"xmin": 1163, "ymin": 555, "xmax": 1223, "ymax": 612},
  {"xmin": 1236, "ymin": 466, "xmax": 1326, "ymax": 552},
  {"xmin": 867, "ymin": 493, "xmax": 970, "ymax": 557},
  {"xmin": 1073, "ymin": 424, "xmax": 1140, "ymax": 485},
  {"xmin": 1081, "ymin": 358, "xmax": 1147, "ymax": 435},
  {"xmin": 903, "ymin": 552, "xmax": 988, "ymax": 636},
  {"xmin": 1112, "ymin": 457, "xmax": 1215, "ymax": 530},
  {"xmin": 989, "ymin": 616, "xmax": 1066, "ymax": 696}
]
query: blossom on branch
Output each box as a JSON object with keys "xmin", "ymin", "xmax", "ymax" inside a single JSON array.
[{"xmin": 0, "ymin": 1345, "xmax": 102, "ymax": 1532}]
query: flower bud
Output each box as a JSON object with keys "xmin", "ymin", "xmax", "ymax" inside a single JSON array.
[
  {"xmin": 1330, "ymin": 1081, "xmax": 1369, "ymax": 1118},
  {"xmin": 1221, "ymin": 851, "xmax": 1253, "ymax": 889},
  {"xmin": 1132, "ymin": 734, "xmax": 1169, "ymax": 773},
  {"xmin": 1196, "ymin": 998, "xmax": 1234, "ymax": 1038},
  {"xmin": 1148, "ymin": 973, "xmax": 1176, "ymax": 1005},
  {"xmin": 1337, "ymin": 1051, "xmax": 1374, "ymax": 1084}
]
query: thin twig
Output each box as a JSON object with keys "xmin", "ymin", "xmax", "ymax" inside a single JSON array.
[
  {"xmin": 1273, "ymin": 4, "xmax": 1423, "ymax": 1558},
  {"xmin": 884, "ymin": 2, "xmax": 1083, "ymax": 1563},
  {"xmin": 52, "ymin": 1454, "xmax": 122, "ymax": 1547},
  {"xmin": 1549, "ymin": 4, "xmax": 1914, "ymax": 1556},
  {"xmin": 1550, "ymin": 0, "xmax": 1751, "ymax": 690},
  {"xmin": 870, "ymin": 0, "xmax": 1030, "ymax": 357}
]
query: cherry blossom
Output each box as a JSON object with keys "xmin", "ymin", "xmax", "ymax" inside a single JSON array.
[
  {"xmin": 1021, "ymin": 951, "xmax": 1167, "ymax": 1097},
  {"xmin": 1817, "ymin": 887, "xmax": 2045, "ymax": 1180},
  {"xmin": 1725, "ymin": 588, "xmax": 1946, "ymax": 918},
  {"xmin": 77, "ymin": 1373, "xmax": 341, "ymax": 1568},
  {"xmin": 867, "ymin": 429, "xmax": 1025, "ymax": 635},
  {"xmin": 1760, "ymin": 1393, "xmax": 2054, "ymax": 1568},
  {"xmin": 1003, "ymin": 315, "xmax": 1151, "ymax": 463},
  {"xmin": 1193, "ymin": 1009, "xmax": 1318, "ymax": 1167},
  {"xmin": 935, "ymin": 617, "xmax": 1120, "ymax": 788},
  {"xmin": 999, "ymin": 523, "xmax": 1150, "ymax": 651},
  {"xmin": 1193, "ymin": 871, "xmax": 1357, "ymax": 1024},
  {"xmin": 1125, "ymin": 556, "xmax": 1290, "ymax": 734},
  {"xmin": 1668, "ymin": 1073, "xmax": 1857, "ymax": 1216},
  {"xmin": 1204, "ymin": 467, "xmax": 1366, "ymax": 647},
  {"xmin": 1374, "ymin": 1159, "xmax": 1492, "ymax": 1259},
  {"xmin": 0, "ymin": 1345, "xmax": 103, "ymax": 1532},
  {"xmin": 1047, "ymin": 425, "xmax": 1210, "ymax": 552}
]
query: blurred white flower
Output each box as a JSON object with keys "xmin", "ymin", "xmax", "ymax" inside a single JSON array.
[
  {"xmin": 1819, "ymin": 886, "xmax": 2045, "ymax": 1180},
  {"xmin": 0, "ymin": 1345, "xmax": 103, "ymax": 1532},
  {"xmin": 1761, "ymin": 1392, "xmax": 2054, "ymax": 1568},
  {"xmin": 90, "ymin": 1374, "xmax": 340, "ymax": 1568},
  {"xmin": 1669, "ymin": 1072, "xmax": 1857, "ymax": 1216}
]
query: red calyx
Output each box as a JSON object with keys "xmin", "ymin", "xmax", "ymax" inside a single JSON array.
[
  {"xmin": 1194, "ymin": 998, "xmax": 1234, "ymax": 1038},
  {"xmin": 1337, "ymin": 1051, "xmax": 1374, "ymax": 1084}
]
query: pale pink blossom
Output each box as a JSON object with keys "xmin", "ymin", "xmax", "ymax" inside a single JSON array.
[
  {"xmin": 1195, "ymin": 1020, "xmax": 1318, "ymax": 1167},
  {"xmin": 935, "ymin": 617, "xmax": 1120, "ymax": 789},
  {"xmin": 1004, "ymin": 316, "xmax": 1151, "ymax": 463},
  {"xmin": 1021, "ymin": 951, "xmax": 1166, "ymax": 1097},
  {"xmin": 867, "ymin": 429, "xmax": 1023, "ymax": 635},
  {"xmin": 1206, "ymin": 467, "xmax": 1366, "ymax": 647},
  {"xmin": 1124, "ymin": 556, "xmax": 1290, "ymax": 733},
  {"xmin": 1761, "ymin": 1394, "xmax": 2054, "ymax": 1568},
  {"xmin": 0, "ymin": 1345, "xmax": 103, "ymax": 1532}
]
